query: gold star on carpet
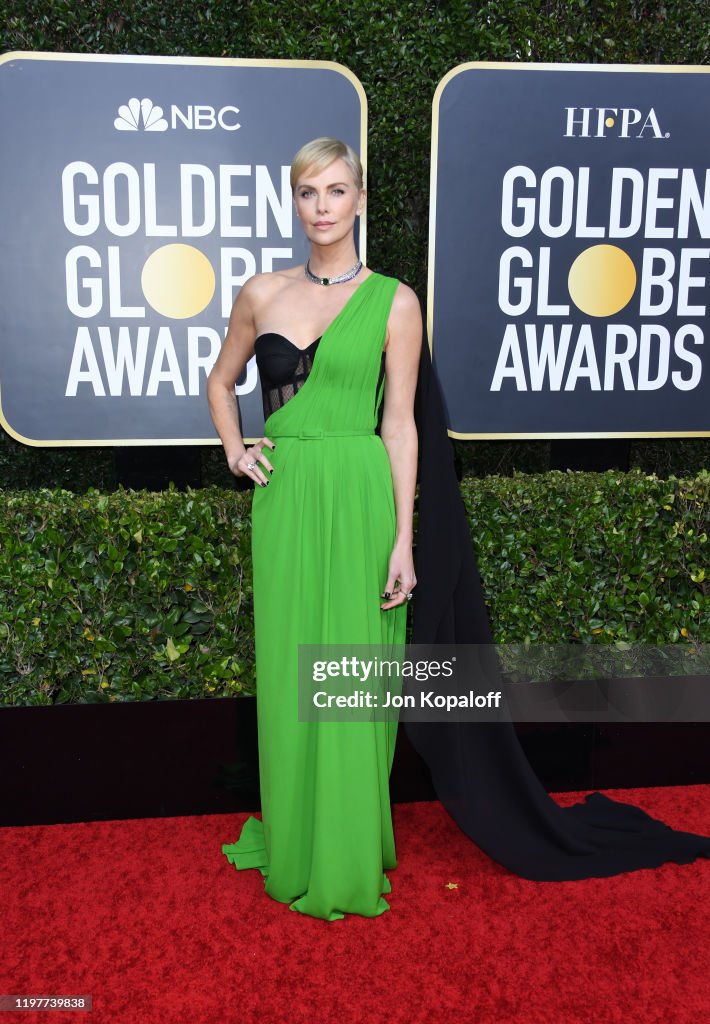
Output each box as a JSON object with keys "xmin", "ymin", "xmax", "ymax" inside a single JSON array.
[{"xmin": 445, "ymin": 882, "xmax": 459, "ymax": 890}]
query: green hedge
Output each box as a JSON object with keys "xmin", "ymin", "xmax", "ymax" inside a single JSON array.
[
  {"xmin": 1, "ymin": 468, "xmax": 707, "ymax": 705},
  {"xmin": 0, "ymin": 485, "xmax": 255, "ymax": 705},
  {"xmin": 463, "ymin": 469, "xmax": 708, "ymax": 644},
  {"xmin": 1, "ymin": 0, "xmax": 708, "ymax": 485}
]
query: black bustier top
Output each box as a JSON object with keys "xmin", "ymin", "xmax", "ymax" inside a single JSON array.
[{"xmin": 254, "ymin": 334, "xmax": 387, "ymax": 420}]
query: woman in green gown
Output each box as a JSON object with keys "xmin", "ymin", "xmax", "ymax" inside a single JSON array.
[{"xmin": 207, "ymin": 138, "xmax": 423, "ymax": 921}]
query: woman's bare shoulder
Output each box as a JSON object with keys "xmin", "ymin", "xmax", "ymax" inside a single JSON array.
[
  {"xmin": 381, "ymin": 280, "xmax": 422, "ymax": 356},
  {"xmin": 240, "ymin": 265, "xmax": 303, "ymax": 306},
  {"xmin": 388, "ymin": 281, "xmax": 422, "ymax": 336},
  {"xmin": 390, "ymin": 280, "xmax": 420, "ymax": 313}
]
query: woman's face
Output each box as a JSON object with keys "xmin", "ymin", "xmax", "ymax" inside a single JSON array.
[{"xmin": 293, "ymin": 157, "xmax": 365, "ymax": 247}]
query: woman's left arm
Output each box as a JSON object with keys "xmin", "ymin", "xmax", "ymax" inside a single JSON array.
[{"xmin": 379, "ymin": 282, "xmax": 423, "ymax": 611}]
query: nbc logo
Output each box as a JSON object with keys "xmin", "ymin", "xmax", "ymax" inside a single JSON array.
[
  {"xmin": 113, "ymin": 97, "xmax": 241, "ymax": 132},
  {"xmin": 114, "ymin": 98, "xmax": 168, "ymax": 132}
]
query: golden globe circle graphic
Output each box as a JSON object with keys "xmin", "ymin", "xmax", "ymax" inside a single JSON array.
[
  {"xmin": 567, "ymin": 244, "xmax": 637, "ymax": 318},
  {"xmin": 141, "ymin": 244, "xmax": 215, "ymax": 318}
]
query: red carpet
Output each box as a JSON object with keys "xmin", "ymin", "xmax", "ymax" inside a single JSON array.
[{"xmin": 1, "ymin": 787, "xmax": 708, "ymax": 1024}]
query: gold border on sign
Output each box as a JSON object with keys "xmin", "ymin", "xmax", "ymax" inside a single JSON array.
[
  {"xmin": 0, "ymin": 50, "xmax": 367, "ymax": 447},
  {"xmin": 429, "ymin": 61, "xmax": 710, "ymax": 440}
]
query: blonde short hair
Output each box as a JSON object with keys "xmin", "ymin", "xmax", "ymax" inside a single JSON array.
[{"xmin": 290, "ymin": 137, "xmax": 364, "ymax": 192}]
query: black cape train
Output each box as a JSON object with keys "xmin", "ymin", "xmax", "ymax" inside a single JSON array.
[{"xmin": 409, "ymin": 336, "xmax": 710, "ymax": 879}]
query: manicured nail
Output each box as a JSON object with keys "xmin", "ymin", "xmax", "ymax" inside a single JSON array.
[{"xmin": 382, "ymin": 591, "xmax": 391, "ymax": 599}]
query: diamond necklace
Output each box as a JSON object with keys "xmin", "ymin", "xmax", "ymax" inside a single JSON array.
[{"xmin": 304, "ymin": 258, "xmax": 363, "ymax": 286}]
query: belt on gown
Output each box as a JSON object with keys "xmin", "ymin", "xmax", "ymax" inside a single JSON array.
[{"xmin": 267, "ymin": 428, "xmax": 375, "ymax": 439}]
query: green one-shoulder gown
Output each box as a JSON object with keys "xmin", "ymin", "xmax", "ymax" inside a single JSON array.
[{"xmin": 222, "ymin": 272, "xmax": 408, "ymax": 921}]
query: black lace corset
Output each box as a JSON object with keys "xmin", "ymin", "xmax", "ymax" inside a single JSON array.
[{"xmin": 254, "ymin": 334, "xmax": 386, "ymax": 420}]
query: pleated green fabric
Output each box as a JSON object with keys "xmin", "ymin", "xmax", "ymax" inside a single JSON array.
[{"xmin": 222, "ymin": 272, "xmax": 408, "ymax": 921}]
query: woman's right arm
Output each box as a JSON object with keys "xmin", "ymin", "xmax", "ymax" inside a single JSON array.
[{"xmin": 207, "ymin": 277, "xmax": 273, "ymax": 486}]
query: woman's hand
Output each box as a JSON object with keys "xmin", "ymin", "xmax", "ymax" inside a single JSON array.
[
  {"xmin": 380, "ymin": 538, "xmax": 416, "ymax": 610},
  {"xmin": 229, "ymin": 437, "xmax": 275, "ymax": 487}
]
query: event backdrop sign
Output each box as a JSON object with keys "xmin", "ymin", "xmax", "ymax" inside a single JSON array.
[
  {"xmin": 429, "ymin": 63, "xmax": 710, "ymax": 438},
  {"xmin": 0, "ymin": 52, "xmax": 365, "ymax": 445}
]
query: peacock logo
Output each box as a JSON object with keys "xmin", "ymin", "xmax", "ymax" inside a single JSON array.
[
  {"xmin": 113, "ymin": 97, "xmax": 241, "ymax": 132},
  {"xmin": 114, "ymin": 98, "xmax": 168, "ymax": 132}
]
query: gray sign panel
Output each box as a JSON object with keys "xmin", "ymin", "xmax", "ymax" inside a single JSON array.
[
  {"xmin": 0, "ymin": 53, "xmax": 365, "ymax": 445},
  {"xmin": 429, "ymin": 63, "xmax": 710, "ymax": 438}
]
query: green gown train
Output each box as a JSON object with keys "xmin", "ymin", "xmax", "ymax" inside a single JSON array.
[{"xmin": 222, "ymin": 272, "xmax": 408, "ymax": 921}]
